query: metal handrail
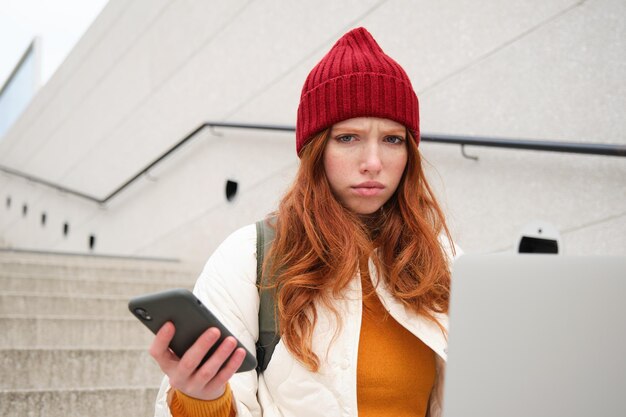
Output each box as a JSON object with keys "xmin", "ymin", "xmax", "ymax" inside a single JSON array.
[
  {"xmin": 1, "ymin": 121, "xmax": 624, "ymax": 205},
  {"xmin": 423, "ymin": 133, "xmax": 626, "ymax": 157}
]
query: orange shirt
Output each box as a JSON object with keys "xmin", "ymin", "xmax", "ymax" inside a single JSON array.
[
  {"xmin": 357, "ymin": 273, "xmax": 436, "ymax": 417},
  {"xmin": 170, "ymin": 384, "xmax": 234, "ymax": 417}
]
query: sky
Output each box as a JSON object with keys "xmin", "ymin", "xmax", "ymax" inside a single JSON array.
[{"xmin": 0, "ymin": 0, "xmax": 109, "ymax": 90}]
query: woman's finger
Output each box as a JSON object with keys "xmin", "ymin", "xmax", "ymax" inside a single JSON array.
[
  {"xmin": 207, "ymin": 347, "xmax": 247, "ymax": 389},
  {"xmin": 149, "ymin": 322, "xmax": 179, "ymax": 373},
  {"xmin": 192, "ymin": 336, "xmax": 239, "ymax": 384},
  {"xmin": 177, "ymin": 327, "xmax": 221, "ymax": 376}
]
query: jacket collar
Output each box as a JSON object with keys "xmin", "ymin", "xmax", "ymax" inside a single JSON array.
[{"xmin": 366, "ymin": 257, "xmax": 449, "ymax": 361}]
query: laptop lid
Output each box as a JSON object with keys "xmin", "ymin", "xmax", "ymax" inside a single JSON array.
[{"xmin": 442, "ymin": 254, "xmax": 626, "ymax": 417}]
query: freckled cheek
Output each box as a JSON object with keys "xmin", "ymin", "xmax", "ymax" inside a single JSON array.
[
  {"xmin": 389, "ymin": 155, "xmax": 408, "ymax": 186},
  {"xmin": 395, "ymin": 158, "xmax": 408, "ymax": 175},
  {"xmin": 323, "ymin": 152, "xmax": 349, "ymax": 190}
]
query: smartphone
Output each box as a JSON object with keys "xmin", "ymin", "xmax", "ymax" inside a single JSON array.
[{"xmin": 128, "ymin": 288, "xmax": 257, "ymax": 373}]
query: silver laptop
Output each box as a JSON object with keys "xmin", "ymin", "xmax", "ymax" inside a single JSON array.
[{"xmin": 442, "ymin": 254, "xmax": 626, "ymax": 417}]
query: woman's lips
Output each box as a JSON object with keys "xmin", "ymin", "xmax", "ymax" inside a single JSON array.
[{"xmin": 351, "ymin": 181, "xmax": 385, "ymax": 196}]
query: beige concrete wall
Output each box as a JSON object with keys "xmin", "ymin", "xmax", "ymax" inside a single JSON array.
[{"xmin": 0, "ymin": 0, "xmax": 624, "ymax": 263}]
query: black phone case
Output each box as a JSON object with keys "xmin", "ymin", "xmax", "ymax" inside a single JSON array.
[{"xmin": 128, "ymin": 288, "xmax": 257, "ymax": 373}]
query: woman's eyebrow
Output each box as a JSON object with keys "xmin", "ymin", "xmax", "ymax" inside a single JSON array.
[
  {"xmin": 331, "ymin": 126, "xmax": 366, "ymax": 134},
  {"xmin": 331, "ymin": 125, "xmax": 406, "ymax": 136},
  {"xmin": 378, "ymin": 127, "xmax": 407, "ymax": 137}
]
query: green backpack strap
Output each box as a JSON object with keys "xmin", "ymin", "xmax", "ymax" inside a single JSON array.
[{"xmin": 255, "ymin": 218, "xmax": 280, "ymax": 373}]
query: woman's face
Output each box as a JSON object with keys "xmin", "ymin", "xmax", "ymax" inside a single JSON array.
[{"xmin": 323, "ymin": 117, "xmax": 408, "ymax": 215}]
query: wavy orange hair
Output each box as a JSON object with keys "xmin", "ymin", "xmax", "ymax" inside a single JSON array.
[{"xmin": 263, "ymin": 129, "xmax": 453, "ymax": 372}]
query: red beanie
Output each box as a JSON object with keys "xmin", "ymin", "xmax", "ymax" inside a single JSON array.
[{"xmin": 296, "ymin": 27, "xmax": 419, "ymax": 155}]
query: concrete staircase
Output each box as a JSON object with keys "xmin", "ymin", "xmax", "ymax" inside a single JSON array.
[{"xmin": 0, "ymin": 250, "xmax": 198, "ymax": 417}]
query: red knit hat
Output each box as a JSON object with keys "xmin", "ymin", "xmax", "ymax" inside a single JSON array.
[{"xmin": 296, "ymin": 27, "xmax": 419, "ymax": 155}]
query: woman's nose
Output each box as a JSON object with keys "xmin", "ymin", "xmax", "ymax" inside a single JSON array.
[{"xmin": 359, "ymin": 142, "xmax": 383, "ymax": 174}]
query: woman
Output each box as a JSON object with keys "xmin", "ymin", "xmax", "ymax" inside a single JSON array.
[{"xmin": 151, "ymin": 27, "xmax": 458, "ymax": 417}]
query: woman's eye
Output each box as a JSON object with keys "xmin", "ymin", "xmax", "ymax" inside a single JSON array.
[
  {"xmin": 337, "ymin": 135, "xmax": 356, "ymax": 143},
  {"xmin": 384, "ymin": 135, "xmax": 405, "ymax": 144}
]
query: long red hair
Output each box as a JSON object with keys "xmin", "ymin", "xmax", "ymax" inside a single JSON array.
[{"xmin": 263, "ymin": 129, "xmax": 453, "ymax": 371}]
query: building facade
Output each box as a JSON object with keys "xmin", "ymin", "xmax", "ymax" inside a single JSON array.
[{"xmin": 0, "ymin": 0, "xmax": 624, "ymax": 264}]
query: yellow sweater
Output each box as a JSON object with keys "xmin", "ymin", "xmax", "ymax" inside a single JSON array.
[
  {"xmin": 357, "ymin": 274, "xmax": 436, "ymax": 417},
  {"xmin": 171, "ymin": 277, "xmax": 436, "ymax": 417}
]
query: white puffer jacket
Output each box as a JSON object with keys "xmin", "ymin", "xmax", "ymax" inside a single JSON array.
[{"xmin": 155, "ymin": 224, "xmax": 459, "ymax": 417}]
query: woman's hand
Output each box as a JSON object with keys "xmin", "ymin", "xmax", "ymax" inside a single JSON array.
[{"xmin": 149, "ymin": 321, "xmax": 247, "ymax": 401}]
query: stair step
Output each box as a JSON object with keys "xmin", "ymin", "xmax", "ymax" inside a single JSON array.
[
  {"xmin": 0, "ymin": 251, "xmax": 198, "ymax": 280},
  {"xmin": 0, "ymin": 316, "xmax": 153, "ymax": 348},
  {"xmin": 0, "ymin": 274, "xmax": 194, "ymax": 296},
  {"xmin": 0, "ymin": 263, "xmax": 198, "ymax": 281},
  {"xmin": 0, "ymin": 387, "xmax": 158, "ymax": 417},
  {"xmin": 0, "ymin": 291, "xmax": 129, "ymax": 317},
  {"xmin": 0, "ymin": 249, "xmax": 185, "ymax": 269},
  {"xmin": 0, "ymin": 348, "xmax": 163, "ymax": 390},
  {"xmin": 0, "ymin": 292, "xmax": 138, "ymax": 318}
]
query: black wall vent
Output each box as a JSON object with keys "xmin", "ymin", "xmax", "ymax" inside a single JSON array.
[
  {"xmin": 518, "ymin": 236, "xmax": 559, "ymax": 254},
  {"xmin": 226, "ymin": 180, "xmax": 238, "ymax": 202}
]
